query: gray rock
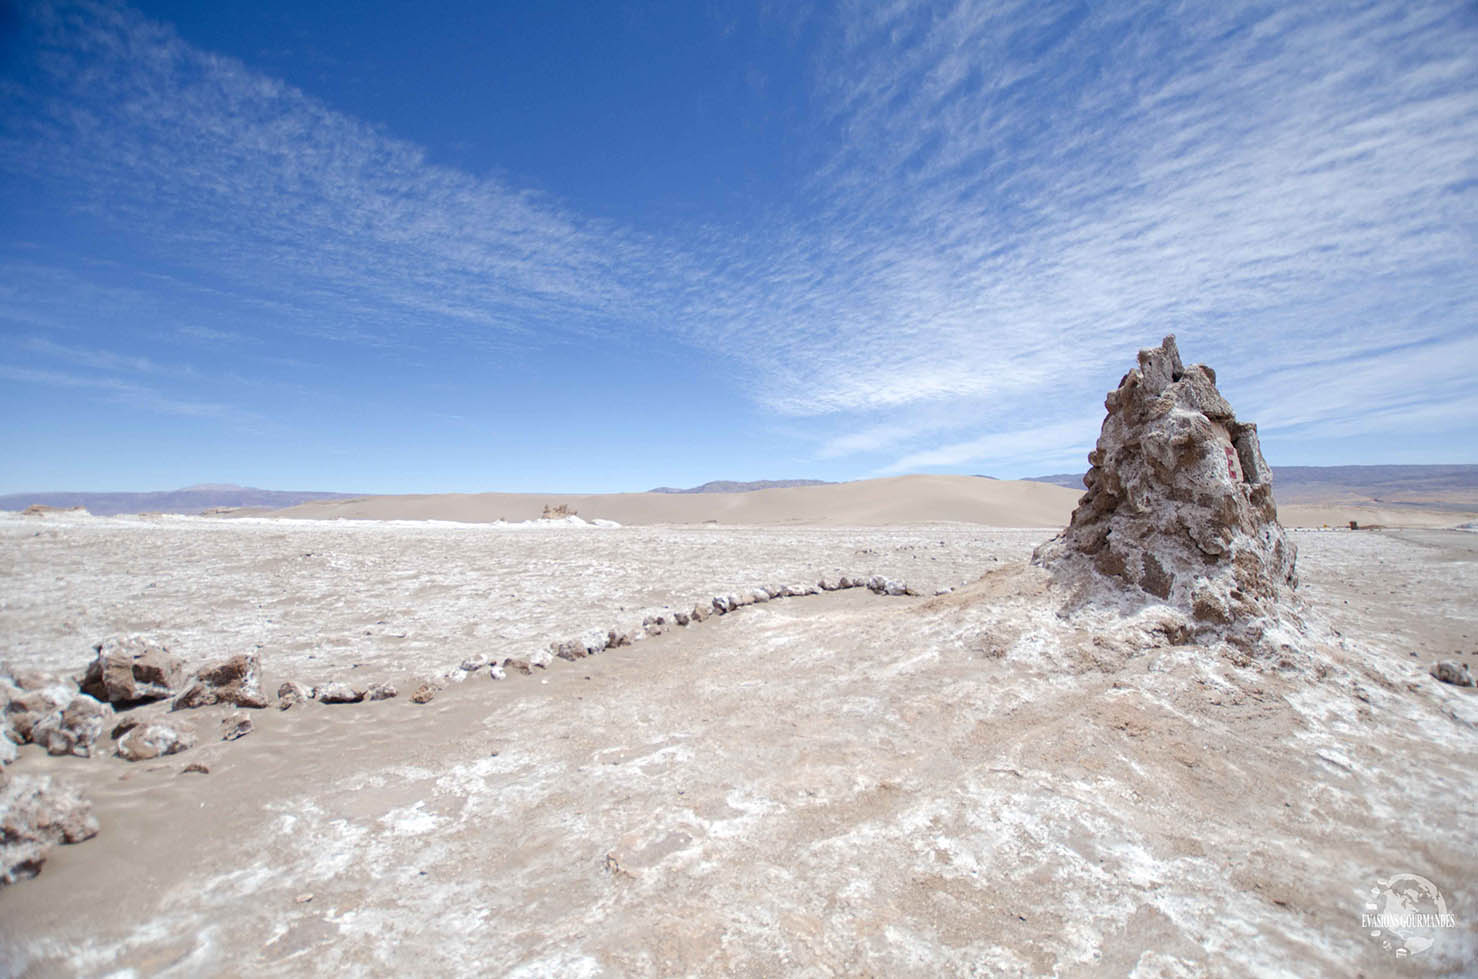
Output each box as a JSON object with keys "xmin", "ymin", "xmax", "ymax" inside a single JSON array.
[
  {"xmin": 220, "ymin": 711, "xmax": 253, "ymax": 741},
  {"xmin": 172, "ymin": 652, "xmax": 268, "ymax": 710},
  {"xmin": 502, "ymin": 658, "xmax": 533, "ymax": 676},
  {"xmin": 1431, "ymin": 661, "xmax": 1475, "ymax": 687},
  {"xmin": 80, "ymin": 635, "xmax": 183, "ymax": 706},
  {"xmin": 366, "ymin": 682, "xmax": 398, "ymax": 701},
  {"xmin": 487, "ymin": 665, "xmax": 507, "ymax": 680},
  {"xmin": 459, "ymin": 655, "xmax": 491, "ymax": 672},
  {"xmin": 117, "ymin": 721, "xmax": 195, "ymax": 761},
  {"xmin": 0, "ymin": 773, "xmax": 99, "ymax": 884},
  {"xmin": 553, "ymin": 638, "xmax": 587, "ymax": 661},
  {"xmin": 1032, "ymin": 336, "xmax": 1298, "ymax": 648},
  {"xmin": 315, "ymin": 682, "xmax": 364, "ymax": 704}
]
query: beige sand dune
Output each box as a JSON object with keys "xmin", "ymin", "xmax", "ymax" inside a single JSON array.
[{"xmin": 265, "ymin": 474, "xmax": 1085, "ymax": 527}]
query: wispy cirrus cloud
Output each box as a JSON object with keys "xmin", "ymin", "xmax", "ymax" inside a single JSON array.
[
  {"xmin": 694, "ymin": 0, "xmax": 1478, "ymax": 472},
  {"xmin": 1, "ymin": 0, "xmax": 1474, "ymax": 479}
]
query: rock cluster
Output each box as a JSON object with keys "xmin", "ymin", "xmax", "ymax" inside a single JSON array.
[
  {"xmin": 3, "ymin": 671, "xmax": 112, "ymax": 760},
  {"xmin": 1033, "ymin": 336, "xmax": 1298, "ymax": 646},
  {"xmin": 0, "ymin": 773, "xmax": 98, "ymax": 884}
]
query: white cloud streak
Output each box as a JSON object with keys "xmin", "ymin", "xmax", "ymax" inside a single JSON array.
[{"xmin": 1, "ymin": 0, "xmax": 1474, "ymax": 476}]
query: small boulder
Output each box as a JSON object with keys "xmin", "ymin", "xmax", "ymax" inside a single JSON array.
[
  {"xmin": 487, "ymin": 665, "xmax": 507, "ymax": 680},
  {"xmin": 502, "ymin": 658, "xmax": 533, "ymax": 676},
  {"xmin": 1, "ymin": 774, "xmax": 99, "ymax": 884},
  {"xmin": 220, "ymin": 712, "xmax": 253, "ymax": 741},
  {"xmin": 180, "ymin": 762, "xmax": 210, "ymax": 775},
  {"xmin": 172, "ymin": 653, "xmax": 268, "ymax": 711},
  {"xmin": 4, "ymin": 684, "xmax": 75, "ymax": 743},
  {"xmin": 80, "ymin": 636, "xmax": 183, "ymax": 706},
  {"xmin": 459, "ymin": 655, "xmax": 491, "ymax": 672},
  {"xmin": 410, "ymin": 683, "xmax": 437, "ymax": 704},
  {"xmin": 553, "ymin": 639, "xmax": 587, "ymax": 662},
  {"xmin": 366, "ymin": 682, "xmax": 397, "ymax": 701},
  {"xmin": 315, "ymin": 682, "xmax": 364, "ymax": 704},
  {"xmin": 117, "ymin": 721, "xmax": 195, "ymax": 762},
  {"xmin": 277, "ymin": 681, "xmax": 313, "ymax": 710},
  {"xmin": 1431, "ymin": 661, "xmax": 1475, "ymax": 687}
]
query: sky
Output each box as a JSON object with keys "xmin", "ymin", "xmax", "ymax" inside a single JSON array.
[{"xmin": 1, "ymin": 0, "xmax": 1475, "ymax": 494}]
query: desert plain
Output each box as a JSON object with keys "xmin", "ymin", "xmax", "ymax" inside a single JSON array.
[{"xmin": 0, "ymin": 474, "xmax": 1475, "ymax": 977}]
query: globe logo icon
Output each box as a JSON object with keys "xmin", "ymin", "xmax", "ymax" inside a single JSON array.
[{"xmin": 1362, "ymin": 873, "xmax": 1456, "ymax": 957}]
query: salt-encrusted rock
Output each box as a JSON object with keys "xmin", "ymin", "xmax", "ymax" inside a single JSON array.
[
  {"xmin": 553, "ymin": 638, "xmax": 587, "ymax": 661},
  {"xmin": 80, "ymin": 636, "xmax": 183, "ymax": 706},
  {"xmin": 749, "ymin": 588, "xmax": 770, "ymax": 604},
  {"xmin": 690, "ymin": 604, "xmax": 709, "ymax": 623},
  {"xmin": 277, "ymin": 681, "xmax": 312, "ymax": 710},
  {"xmin": 1431, "ymin": 661, "xmax": 1475, "ymax": 687},
  {"xmin": 488, "ymin": 665, "xmax": 507, "ymax": 680},
  {"xmin": 172, "ymin": 653, "xmax": 268, "ymax": 710},
  {"xmin": 502, "ymin": 658, "xmax": 533, "ymax": 676},
  {"xmin": 30, "ymin": 694, "xmax": 111, "ymax": 758},
  {"xmin": 712, "ymin": 596, "xmax": 732, "ymax": 614},
  {"xmin": 220, "ymin": 712, "xmax": 253, "ymax": 741},
  {"xmin": 117, "ymin": 721, "xmax": 195, "ymax": 761},
  {"xmin": 0, "ymin": 773, "xmax": 99, "ymax": 884},
  {"xmin": 672, "ymin": 610, "xmax": 690, "ymax": 626},
  {"xmin": 366, "ymin": 682, "xmax": 397, "ymax": 701},
  {"xmin": 410, "ymin": 683, "xmax": 438, "ymax": 704},
  {"xmin": 4, "ymin": 684, "xmax": 75, "ymax": 744},
  {"xmin": 315, "ymin": 682, "xmax": 364, "ymax": 704},
  {"xmin": 838, "ymin": 576, "xmax": 854, "ymax": 589},
  {"xmin": 1033, "ymin": 336, "xmax": 1298, "ymax": 647},
  {"xmin": 459, "ymin": 655, "xmax": 491, "ymax": 672}
]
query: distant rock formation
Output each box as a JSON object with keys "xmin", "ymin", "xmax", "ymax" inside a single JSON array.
[
  {"xmin": 647, "ymin": 479, "xmax": 833, "ymax": 494},
  {"xmin": 1033, "ymin": 336, "xmax": 1298, "ymax": 647}
]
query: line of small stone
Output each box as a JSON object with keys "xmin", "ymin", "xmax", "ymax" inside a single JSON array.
[{"xmin": 456, "ymin": 573, "xmax": 919, "ymax": 681}]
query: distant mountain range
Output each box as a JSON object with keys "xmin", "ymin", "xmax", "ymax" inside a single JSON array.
[
  {"xmin": 1027, "ymin": 464, "xmax": 1478, "ymax": 508},
  {"xmin": 647, "ymin": 479, "xmax": 835, "ymax": 494},
  {"xmin": 0, "ymin": 485, "xmax": 359, "ymax": 516}
]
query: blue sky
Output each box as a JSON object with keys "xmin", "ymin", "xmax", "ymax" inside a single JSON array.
[{"xmin": 1, "ymin": 0, "xmax": 1475, "ymax": 493}]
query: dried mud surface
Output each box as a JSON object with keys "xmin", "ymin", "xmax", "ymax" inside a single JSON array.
[{"xmin": 1, "ymin": 515, "xmax": 1476, "ymax": 977}]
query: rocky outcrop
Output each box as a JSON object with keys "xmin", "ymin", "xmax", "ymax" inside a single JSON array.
[
  {"xmin": 1033, "ymin": 336, "xmax": 1298, "ymax": 647},
  {"xmin": 116, "ymin": 721, "xmax": 195, "ymax": 761},
  {"xmin": 0, "ymin": 773, "xmax": 99, "ymax": 884},
  {"xmin": 172, "ymin": 653, "xmax": 267, "ymax": 710},
  {"xmin": 80, "ymin": 636, "xmax": 183, "ymax": 706}
]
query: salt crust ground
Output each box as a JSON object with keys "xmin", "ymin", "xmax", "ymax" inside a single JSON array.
[{"xmin": 1, "ymin": 514, "xmax": 1476, "ymax": 977}]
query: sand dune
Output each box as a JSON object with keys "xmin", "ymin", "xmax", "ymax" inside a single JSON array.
[{"xmin": 265, "ymin": 474, "xmax": 1085, "ymax": 527}]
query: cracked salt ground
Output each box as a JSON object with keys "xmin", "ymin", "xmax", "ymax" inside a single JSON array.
[{"xmin": 1, "ymin": 519, "xmax": 1476, "ymax": 974}]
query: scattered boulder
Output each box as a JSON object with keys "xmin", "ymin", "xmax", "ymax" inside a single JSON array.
[
  {"xmin": 459, "ymin": 655, "xmax": 491, "ymax": 672},
  {"xmin": 553, "ymin": 638, "xmax": 587, "ymax": 662},
  {"xmin": 315, "ymin": 682, "xmax": 364, "ymax": 704},
  {"xmin": 117, "ymin": 721, "xmax": 195, "ymax": 762},
  {"xmin": 488, "ymin": 665, "xmax": 507, "ymax": 680},
  {"xmin": 172, "ymin": 653, "xmax": 268, "ymax": 710},
  {"xmin": 80, "ymin": 635, "xmax": 183, "ymax": 706},
  {"xmin": 366, "ymin": 682, "xmax": 397, "ymax": 701},
  {"xmin": 181, "ymin": 762, "xmax": 210, "ymax": 775},
  {"xmin": 30, "ymin": 694, "xmax": 111, "ymax": 758},
  {"xmin": 1033, "ymin": 336, "xmax": 1299, "ymax": 647},
  {"xmin": 410, "ymin": 683, "xmax": 437, "ymax": 704},
  {"xmin": 277, "ymin": 681, "xmax": 313, "ymax": 710},
  {"xmin": 220, "ymin": 712, "xmax": 253, "ymax": 741},
  {"xmin": 1431, "ymin": 661, "xmax": 1474, "ymax": 687},
  {"xmin": 1, "ymin": 773, "xmax": 99, "ymax": 884},
  {"xmin": 502, "ymin": 658, "xmax": 533, "ymax": 676}
]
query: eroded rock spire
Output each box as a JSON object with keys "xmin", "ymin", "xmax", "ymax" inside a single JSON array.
[{"xmin": 1033, "ymin": 336, "xmax": 1298, "ymax": 646}]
